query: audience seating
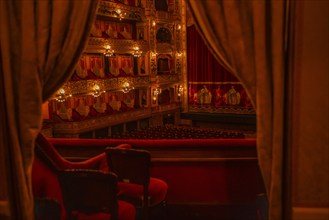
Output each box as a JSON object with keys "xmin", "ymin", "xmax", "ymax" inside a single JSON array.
[
  {"xmin": 58, "ymin": 169, "xmax": 135, "ymax": 220},
  {"xmin": 109, "ymin": 124, "xmax": 246, "ymax": 139},
  {"xmin": 32, "ymin": 133, "xmax": 135, "ymax": 220},
  {"xmin": 105, "ymin": 147, "xmax": 168, "ymax": 220}
]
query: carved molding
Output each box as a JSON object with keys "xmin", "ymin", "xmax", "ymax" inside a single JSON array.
[
  {"xmin": 61, "ymin": 77, "xmax": 150, "ymax": 96},
  {"xmin": 98, "ymin": 1, "xmax": 145, "ymax": 21},
  {"xmin": 155, "ymin": 74, "xmax": 179, "ymax": 84},
  {"xmin": 53, "ymin": 105, "xmax": 180, "ymax": 135},
  {"xmin": 86, "ymin": 38, "xmax": 149, "ymax": 54}
]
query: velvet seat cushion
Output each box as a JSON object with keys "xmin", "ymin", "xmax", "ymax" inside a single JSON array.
[
  {"xmin": 117, "ymin": 177, "xmax": 168, "ymax": 207},
  {"xmin": 32, "ymin": 158, "xmax": 66, "ymax": 219},
  {"xmin": 72, "ymin": 200, "xmax": 136, "ymax": 220}
]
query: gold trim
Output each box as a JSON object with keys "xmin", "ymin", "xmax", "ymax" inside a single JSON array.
[{"xmin": 152, "ymin": 157, "xmax": 258, "ymax": 162}]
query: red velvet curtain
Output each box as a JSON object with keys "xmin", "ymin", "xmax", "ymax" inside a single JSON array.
[
  {"xmin": 0, "ymin": 0, "xmax": 99, "ymax": 218},
  {"xmin": 187, "ymin": 25, "xmax": 238, "ymax": 83},
  {"xmin": 187, "ymin": 25, "xmax": 253, "ymax": 110}
]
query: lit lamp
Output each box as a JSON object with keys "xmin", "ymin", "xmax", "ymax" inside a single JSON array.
[
  {"xmin": 116, "ymin": 9, "xmax": 124, "ymax": 20},
  {"xmin": 153, "ymin": 87, "xmax": 162, "ymax": 96},
  {"xmin": 91, "ymin": 84, "xmax": 105, "ymax": 97},
  {"xmin": 122, "ymin": 82, "xmax": 134, "ymax": 93},
  {"xmin": 153, "ymin": 87, "xmax": 161, "ymax": 101},
  {"xmin": 104, "ymin": 45, "xmax": 114, "ymax": 57},
  {"xmin": 55, "ymin": 88, "xmax": 72, "ymax": 102},
  {"xmin": 151, "ymin": 51, "xmax": 158, "ymax": 57},
  {"xmin": 132, "ymin": 47, "xmax": 142, "ymax": 57},
  {"xmin": 178, "ymin": 85, "xmax": 183, "ymax": 97}
]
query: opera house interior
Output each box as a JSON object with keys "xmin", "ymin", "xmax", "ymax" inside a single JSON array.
[{"xmin": 0, "ymin": 0, "xmax": 328, "ymax": 220}]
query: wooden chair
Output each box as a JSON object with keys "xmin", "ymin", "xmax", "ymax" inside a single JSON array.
[
  {"xmin": 58, "ymin": 169, "xmax": 136, "ymax": 220},
  {"xmin": 105, "ymin": 147, "xmax": 168, "ymax": 220},
  {"xmin": 34, "ymin": 197, "xmax": 61, "ymax": 220}
]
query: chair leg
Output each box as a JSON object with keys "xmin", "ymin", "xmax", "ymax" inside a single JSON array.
[{"xmin": 149, "ymin": 200, "xmax": 168, "ymax": 220}]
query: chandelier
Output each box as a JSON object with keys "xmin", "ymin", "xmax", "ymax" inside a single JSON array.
[
  {"xmin": 91, "ymin": 84, "xmax": 106, "ymax": 97},
  {"xmin": 132, "ymin": 47, "xmax": 142, "ymax": 57},
  {"xmin": 55, "ymin": 88, "xmax": 72, "ymax": 102},
  {"xmin": 104, "ymin": 45, "xmax": 114, "ymax": 57},
  {"xmin": 122, "ymin": 82, "xmax": 134, "ymax": 93}
]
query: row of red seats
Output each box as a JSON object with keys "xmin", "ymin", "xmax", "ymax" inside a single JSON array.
[
  {"xmin": 109, "ymin": 125, "xmax": 245, "ymax": 139},
  {"xmin": 33, "ymin": 133, "xmax": 168, "ymax": 220}
]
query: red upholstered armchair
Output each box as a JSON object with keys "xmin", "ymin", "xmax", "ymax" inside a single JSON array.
[{"xmin": 32, "ymin": 133, "xmax": 135, "ymax": 220}]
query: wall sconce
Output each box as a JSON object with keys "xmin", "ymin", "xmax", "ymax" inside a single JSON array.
[
  {"xmin": 177, "ymin": 24, "xmax": 181, "ymax": 30},
  {"xmin": 152, "ymin": 87, "xmax": 161, "ymax": 102},
  {"xmin": 116, "ymin": 9, "xmax": 124, "ymax": 20},
  {"xmin": 152, "ymin": 20, "xmax": 156, "ymax": 27},
  {"xmin": 132, "ymin": 47, "xmax": 142, "ymax": 57},
  {"xmin": 177, "ymin": 52, "xmax": 183, "ymax": 57},
  {"xmin": 91, "ymin": 84, "xmax": 106, "ymax": 97},
  {"xmin": 122, "ymin": 82, "xmax": 134, "ymax": 93},
  {"xmin": 55, "ymin": 88, "xmax": 72, "ymax": 102},
  {"xmin": 151, "ymin": 51, "xmax": 158, "ymax": 58},
  {"xmin": 153, "ymin": 87, "xmax": 162, "ymax": 96},
  {"xmin": 178, "ymin": 85, "xmax": 184, "ymax": 97},
  {"xmin": 104, "ymin": 45, "xmax": 114, "ymax": 57}
]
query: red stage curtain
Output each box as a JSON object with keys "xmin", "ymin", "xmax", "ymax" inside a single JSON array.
[
  {"xmin": 187, "ymin": 25, "xmax": 238, "ymax": 83},
  {"xmin": 187, "ymin": 25, "xmax": 253, "ymax": 110}
]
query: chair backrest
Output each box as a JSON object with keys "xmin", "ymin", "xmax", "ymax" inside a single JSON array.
[
  {"xmin": 58, "ymin": 169, "xmax": 119, "ymax": 220},
  {"xmin": 256, "ymin": 193, "xmax": 268, "ymax": 220},
  {"xmin": 34, "ymin": 197, "xmax": 61, "ymax": 220},
  {"xmin": 105, "ymin": 147, "xmax": 152, "ymax": 220},
  {"xmin": 105, "ymin": 147, "xmax": 151, "ymax": 186}
]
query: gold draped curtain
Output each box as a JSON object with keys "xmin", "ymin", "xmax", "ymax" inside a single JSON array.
[
  {"xmin": 0, "ymin": 0, "xmax": 99, "ymax": 219},
  {"xmin": 186, "ymin": 1, "xmax": 288, "ymax": 219}
]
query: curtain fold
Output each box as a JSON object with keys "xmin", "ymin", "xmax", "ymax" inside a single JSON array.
[
  {"xmin": 0, "ymin": 0, "xmax": 99, "ymax": 218},
  {"xmin": 186, "ymin": 1, "xmax": 287, "ymax": 219}
]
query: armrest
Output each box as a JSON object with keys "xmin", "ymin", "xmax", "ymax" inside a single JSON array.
[{"xmin": 64, "ymin": 144, "xmax": 132, "ymax": 171}]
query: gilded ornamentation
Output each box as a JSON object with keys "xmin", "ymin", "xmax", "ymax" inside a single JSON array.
[
  {"xmin": 86, "ymin": 38, "xmax": 149, "ymax": 54},
  {"xmin": 49, "ymin": 0, "xmax": 186, "ymax": 137},
  {"xmin": 98, "ymin": 1, "xmax": 145, "ymax": 21}
]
